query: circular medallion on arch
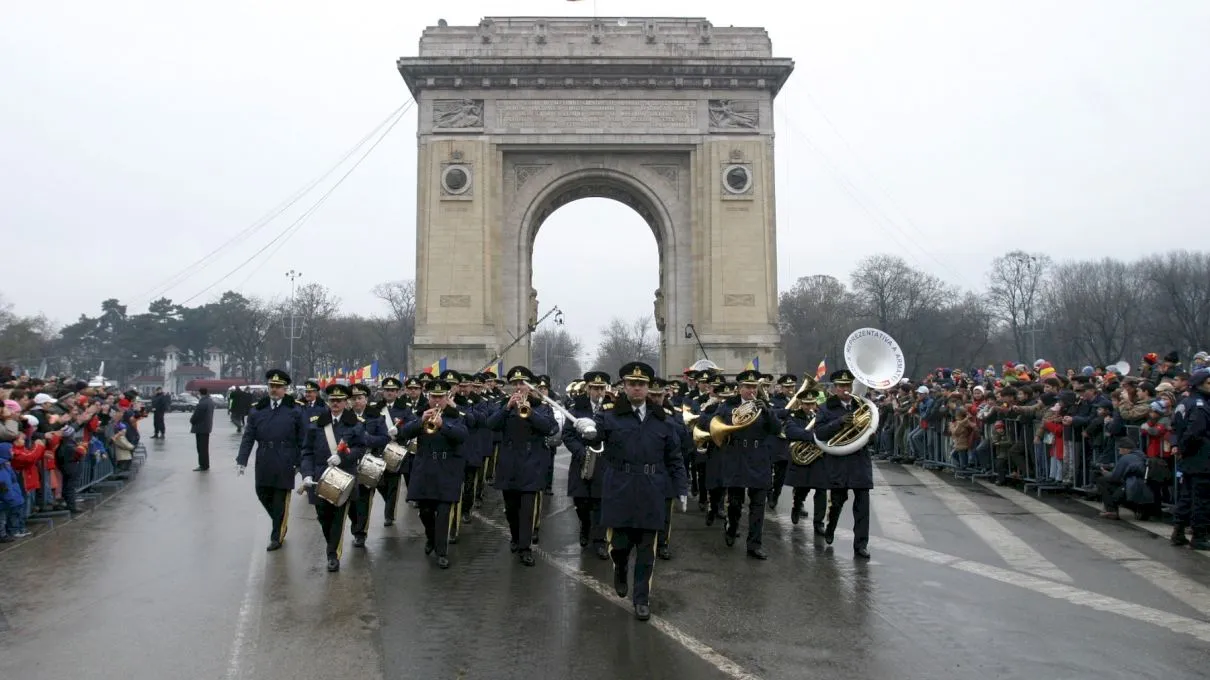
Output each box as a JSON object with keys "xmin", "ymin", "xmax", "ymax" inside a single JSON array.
[
  {"xmin": 441, "ymin": 164, "xmax": 472, "ymax": 195},
  {"xmin": 722, "ymin": 164, "xmax": 752, "ymax": 194}
]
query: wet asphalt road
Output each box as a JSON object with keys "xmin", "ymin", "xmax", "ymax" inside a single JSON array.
[{"xmin": 2, "ymin": 413, "xmax": 1209, "ymax": 680}]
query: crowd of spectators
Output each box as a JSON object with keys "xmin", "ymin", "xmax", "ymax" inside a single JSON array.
[
  {"xmin": 870, "ymin": 350, "xmax": 1209, "ymax": 523},
  {"xmin": 0, "ymin": 367, "xmax": 147, "ymax": 543}
]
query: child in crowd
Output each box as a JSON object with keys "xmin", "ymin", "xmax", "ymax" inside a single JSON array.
[{"xmin": 0, "ymin": 441, "xmax": 26, "ymax": 542}]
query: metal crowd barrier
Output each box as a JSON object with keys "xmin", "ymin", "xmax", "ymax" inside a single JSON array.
[
  {"xmin": 874, "ymin": 409, "xmax": 1179, "ymax": 512},
  {"xmin": 26, "ymin": 430, "xmax": 148, "ymax": 524}
]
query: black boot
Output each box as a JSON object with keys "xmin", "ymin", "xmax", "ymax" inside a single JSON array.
[
  {"xmin": 614, "ymin": 564, "xmax": 629, "ymax": 598},
  {"xmin": 1171, "ymin": 523, "xmax": 1190, "ymax": 547},
  {"xmin": 790, "ymin": 505, "xmax": 802, "ymax": 525}
]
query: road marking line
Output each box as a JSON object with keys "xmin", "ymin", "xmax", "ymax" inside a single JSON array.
[
  {"xmin": 1072, "ymin": 498, "xmax": 1209, "ymax": 561},
  {"xmin": 827, "ymin": 526, "xmax": 1210, "ymax": 643},
  {"xmin": 904, "ymin": 466, "xmax": 1071, "ymax": 582},
  {"xmin": 224, "ymin": 533, "xmax": 267, "ymax": 680},
  {"xmin": 472, "ymin": 511, "xmax": 763, "ymax": 680},
  {"xmin": 977, "ymin": 480, "xmax": 1210, "ymax": 616},
  {"xmin": 869, "ymin": 466, "xmax": 926, "ymax": 544}
]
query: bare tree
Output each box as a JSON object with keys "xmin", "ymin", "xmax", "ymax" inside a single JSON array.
[
  {"xmin": 778, "ymin": 274, "xmax": 852, "ymax": 375},
  {"xmin": 211, "ymin": 292, "xmax": 275, "ymax": 378},
  {"xmin": 850, "ymin": 254, "xmax": 953, "ymax": 375},
  {"xmin": 1137, "ymin": 250, "xmax": 1210, "ymax": 357},
  {"xmin": 985, "ymin": 250, "xmax": 1051, "ymax": 363},
  {"xmin": 532, "ymin": 327, "xmax": 584, "ymax": 393},
  {"xmin": 1043, "ymin": 259, "xmax": 1145, "ymax": 366},
  {"xmin": 592, "ymin": 316, "xmax": 659, "ymax": 374},
  {"xmin": 371, "ymin": 279, "xmax": 416, "ymax": 375},
  {"xmin": 286, "ymin": 283, "xmax": 340, "ymax": 379}
]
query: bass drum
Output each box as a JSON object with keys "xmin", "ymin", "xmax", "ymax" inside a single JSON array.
[
  {"xmin": 382, "ymin": 442, "xmax": 407, "ymax": 473},
  {"xmin": 356, "ymin": 454, "xmax": 387, "ymax": 488},
  {"xmin": 316, "ymin": 466, "xmax": 356, "ymax": 507}
]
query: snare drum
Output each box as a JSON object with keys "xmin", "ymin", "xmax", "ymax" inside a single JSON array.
[
  {"xmin": 382, "ymin": 442, "xmax": 407, "ymax": 473},
  {"xmin": 316, "ymin": 466, "xmax": 356, "ymax": 507},
  {"xmin": 356, "ymin": 454, "xmax": 387, "ymax": 488}
]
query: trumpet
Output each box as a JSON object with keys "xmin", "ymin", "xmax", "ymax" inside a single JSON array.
[
  {"xmin": 518, "ymin": 400, "xmax": 532, "ymax": 418},
  {"xmin": 422, "ymin": 409, "xmax": 440, "ymax": 434}
]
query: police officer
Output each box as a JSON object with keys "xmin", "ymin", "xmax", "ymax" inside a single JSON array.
[
  {"xmin": 574, "ymin": 361, "xmax": 688, "ymax": 621},
  {"xmin": 486, "ymin": 366, "xmax": 560, "ymax": 566},
  {"xmin": 652, "ymin": 377, "xmax": 693, "ymax": 560},
  {"xmin": 1173, "ymin": 368, "xmax": 1210, "ymax": 550},
  {"xmin": 713, "ymin": 369, "xmax": 782, "ymax": 559},
  {"xmin": 347, "ymin": 382, "xmax": 392, "ymax": 548},
  {"xmin": 813, "ymin": 369, "xmax": 873, "ymax": 559},
  {"xmin": 299, "ymin": 384, "xmax": 367, "ymax": 572},
  {"xmin": 373, "ymin": 376, "xmax": 412, "ymax": 526},
  {"xmin": 563, "ymin": 370, "xmax": 612, "ymax": 558},
  {"xmin": 401, "ymin": 379, "xmax": 469, "ymax": 568},
  {"xmin": 236, "ymin": 369, "xmax": 308, "ymax": 551}
]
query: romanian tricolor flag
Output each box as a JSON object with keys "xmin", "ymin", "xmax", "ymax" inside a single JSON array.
[
  {"xmin": 744, "ymin": 356, "xmax": 760, "ymax": 371},
  {"xmin": 484, "ymin": 359, "xmax": 503, "ymax": 377},
  {"xmin": 424, "ymin": 357, "xmax": 448, "ymax": 375},
  {"xmin": 815, "ymin": 357, "xmax": 827, "ymax": 380}
]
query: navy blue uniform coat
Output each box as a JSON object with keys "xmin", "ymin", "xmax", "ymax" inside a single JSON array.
[
  {"xmin": 592, "ymin": 397, "xmax": 689, "ymax": 531},
  {"xmin": 404, "ymin": 405, "xmax": 469, "ymax": 503},
  {"xmin": 487, "ymin": 396, "xmax": 560, "ymax": 492},
  {"xmin": 300, "ymin": 409, "xmax": 367, "ymax": 504},
  {"xmin": 813, "ymin": 396, "xmax": 874, "ymax": 490},
  {"xmin": 236, "ymin": 394, "xmax": 307, "ymax": 489},
  {"xmin": 714, "ymin": 396, "xmax": 781, "ymax": 489}
]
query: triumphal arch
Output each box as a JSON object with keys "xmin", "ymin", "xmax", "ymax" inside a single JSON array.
[{"xmin": 398, "ymin": 17, "xmax": 794, "ymax": 375}]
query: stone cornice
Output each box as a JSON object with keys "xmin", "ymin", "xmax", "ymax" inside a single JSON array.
[{"xmin": 396, "ymin": 57, "xmax": 795, "ymax": 98}]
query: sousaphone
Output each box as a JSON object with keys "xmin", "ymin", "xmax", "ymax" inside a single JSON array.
[{"xmin": 814, "ymin": 328, "xmax": 905, "ymax": 456}]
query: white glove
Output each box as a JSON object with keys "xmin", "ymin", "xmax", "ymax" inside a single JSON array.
[
  {"xmin": 326, "ymin": 454, "xmax": 341, "ymax": 467},
  {"xmin": 679, "ymin": 495, "xmax": 688, "ymax": 512},
  {"xmin": 387, "ymin": 426, "xmax": 398, "ymax": 438},
  {"xmin": 574, "ymin": 417, "xmax": 597, "ymax": 437},
  {"xmin": 302, "ymin": 475, "xmax": 316, "ymax": 487},
  {"xmin": 237, "ymin": 465, "xmax": 246, "ymax": 476}
]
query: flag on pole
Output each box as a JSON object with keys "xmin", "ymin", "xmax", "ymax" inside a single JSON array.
[
  {"xmin": 744, "ymin": 356, "xmax": 760, "ymax": 371},
  {"xmin": 815, "ymin": 357, "xmax": 828, "ymax": 380},
  {"xmin": 425, "ymin": 357, "xmax": 448, "ymax": 375}
]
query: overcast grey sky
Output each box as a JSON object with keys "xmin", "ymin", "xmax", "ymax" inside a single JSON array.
[{"xmin": 3, "ymin": 1, "xmax": 1207, "ymax": 356}]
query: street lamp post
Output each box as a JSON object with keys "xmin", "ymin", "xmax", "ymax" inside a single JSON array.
[{"xmin": 285, "ymin": 270, "xmax": 303, "ymax": 374}]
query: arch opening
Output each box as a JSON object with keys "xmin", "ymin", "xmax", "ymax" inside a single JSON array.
[{"xmin": 531, "ymin": 197, "xmax": 661, "ymax": 384}]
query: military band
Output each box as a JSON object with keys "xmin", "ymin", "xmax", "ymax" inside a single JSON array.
[{"xmin": 232, "ymin": 327, "xmax": 897, "ymax": 621}]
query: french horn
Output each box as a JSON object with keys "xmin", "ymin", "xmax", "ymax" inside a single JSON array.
[{"xmin": 814, "ymin": 327, "xmax": 904, "ymax": 456}]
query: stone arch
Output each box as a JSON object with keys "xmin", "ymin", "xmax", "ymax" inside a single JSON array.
[{"xmin": 513, "ymin": 168, "xmax": 677, "ymax": 370}]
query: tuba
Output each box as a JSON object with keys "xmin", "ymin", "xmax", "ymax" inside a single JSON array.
[
  {"xmin": 788, "ymin": 414, "xmax": 823, "ymax": 466},
  {"xmin": 707, "ymin": 400, "xmax": 763, "ymax": 448},
  {"xmin": 815, "ymin": 328, "xmax": 904, "ymax": 456}
]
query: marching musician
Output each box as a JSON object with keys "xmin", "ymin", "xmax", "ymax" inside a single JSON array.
[
  {"xmin": 235, "ymin": 369, "xmax": 308, "ymax": 552},
  {"xmin": 299, "ymin": 383, "xmax": 367, "ymax": 572},
  {"xmin": 563, "ymin": 370, "xmax": 612, "ymax": 558},
  {"xmin": 486, "ymin": 366, "xmax": 560, "ymax": 566},
  {"xmin": 372, "ymin": 376, "xmax": 412, "ymax": 527},
  {"xmin": 535, "ymin": 374, "xmax": 559, "ymax": 497},
  {"xmin": 713, "ymin": 369, "xmax": 782, "ymax": 560},
  {"xmin": 572, "ymin": 361, "xmax": 688, "ymax": 622},
  {"xmin": 456, "ymin": 373, "xmax": 492, "ymax": 526},
  {"xmin": 812, "ymin": 369, "xmax": 873, "ymax": 559},
  {"xmin": 781, "ymin": 386, "xmax": 828, "ymax": 534},
  {"xmin": 347, "ymin": 382, "xmax": 393, "ymax": 549},
  {"xmin": 766, "ymin": 374, "xmax": 797, "ymax": 509},
  {"xmin": 400, "ymin": 376, "xmax": 428, "ymax": 491},
  {"xmin": 651, "ymin": 377, "xmax": 693, "ymax": 560},
  {"xmin": 482, "ymin": 372, "xmax": 504, "ymax": 486},
  {"xmin": 300, "ymin": 380, "xmax": 327, "ymax": 420},
  {"xmin": 400, "ymin": 379, "xmax": 468, "ymax": 569},
  {"xmin": 700, "ymin": 375, "xmax": 730, "ymax": 522}
]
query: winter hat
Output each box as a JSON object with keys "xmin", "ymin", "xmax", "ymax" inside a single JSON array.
[
  {"xmin": 3, "ymin": 399, "xmax": 20, "ymax": 413},
  {"xmin": 1039, "ymin": 366, "xmax": 1057, "ymax": 380},
  {"xmin": 1081, "ymin": 366, "xmax": 1094, "ymax": 376},
  {"xmin": 1149, "ymin": 401, "xmax": 1165, "ymax": 414},
  {"xmin": 1163, "ymin": 351, "xmax": 1180, "ymax": 364},
  {"xmin": 1033, "ymin": 359, "xmax": 1047, "ymax": 370},
  {"xmin": 1143, "ymin": 353, "xmax": 1159, "ymax": 365}
]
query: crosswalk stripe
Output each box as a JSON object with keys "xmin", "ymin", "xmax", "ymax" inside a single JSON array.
[
  {"xmin": 977, "ymin": 480, "xmax": 1210, "ymax": 616},
  {"xmin": 869, "ymin": 466, "xmax": 926, "ymax": 545},
  {"xmin": 903, "ymin": 466, "xmax": 1072, "ymax": 582}
]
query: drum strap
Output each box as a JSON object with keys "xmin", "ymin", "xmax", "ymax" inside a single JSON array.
[{"xmin": 323, "ymin": 424, "xmax": 339, "ymax": 463}]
